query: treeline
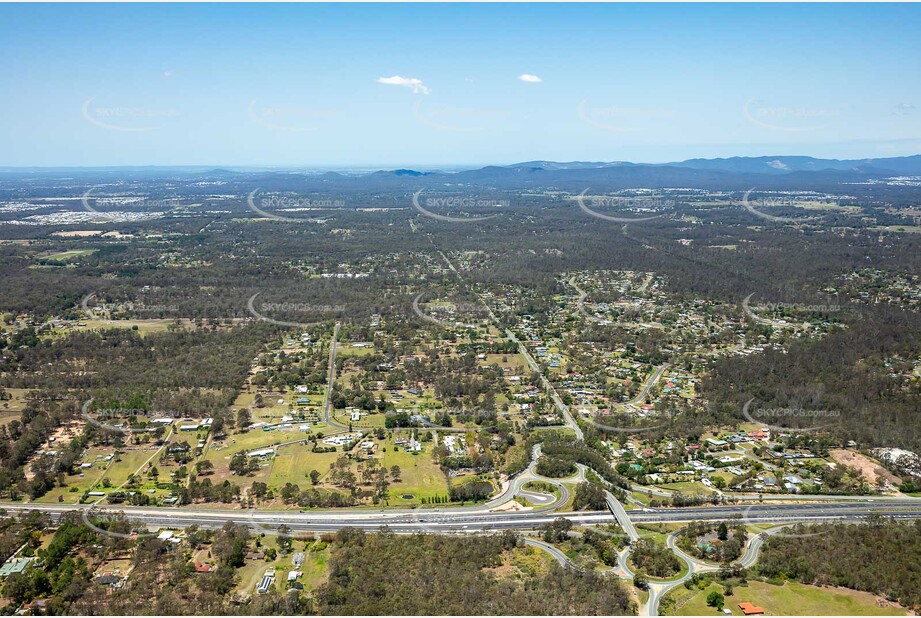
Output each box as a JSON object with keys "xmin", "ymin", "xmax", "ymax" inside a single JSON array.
[
  {"xmin": 3, "ymin": 325, "xmax": 274, "ymax": 419},
  {"xmin": 630, "ymin": 538, "xmax": 682, "ymax": 578},
  {"xmin": 756, "ymin": 516, "xmax": 921, "ymax": 609},
  {"xmin": 448, "ymin": 480, "xmax": 493, "ymax": 502},
  {"xmin": 0, "ymin": 400, "xmax": 77, "ymax": 500},
  {"xmin": 536, "ymin": 431, "xmax": 630, "ymax": 490},
  {"xmin": 701, "ymin": 305, "xmax": 921, "ymax": 451},
  {"xmin": 314, "ymin": 528, "xmax": 635, "ymax": 615},
  {"xmin": 677, "ymin": 521, "xmax": 747, "ymax": 563}
]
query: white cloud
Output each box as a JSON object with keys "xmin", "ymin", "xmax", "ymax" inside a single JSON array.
[
  {"xmin": 518, "ymin": 73, "xmax": 542, "ymax": 83},
  {"xmin": 377, "ymin": 75, "xmax": 431, "ymax": 95}
]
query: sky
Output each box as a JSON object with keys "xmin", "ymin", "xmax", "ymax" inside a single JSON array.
[{"xmin": 1, "ymin": 2, "xmax": 920, "ymax": 168}]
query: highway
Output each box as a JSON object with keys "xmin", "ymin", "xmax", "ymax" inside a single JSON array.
[{"xmin": 3, "ymin": 499, "xmax": 919, "ymax": 535}]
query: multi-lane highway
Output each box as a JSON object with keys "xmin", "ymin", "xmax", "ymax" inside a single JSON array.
[{"xmin": 3, "ymin": 498, "xmax": 920, "ymax": 535}]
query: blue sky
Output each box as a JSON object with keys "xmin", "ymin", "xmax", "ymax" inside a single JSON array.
[{"xmin": 1, "ymin": 3, "xmax": 920, "ymax": 168}]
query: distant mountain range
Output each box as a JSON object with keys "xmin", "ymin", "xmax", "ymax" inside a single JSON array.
[
  {"xmin": 340, "ymin": 154, "xmax": 921, "ymax": 192},
  {"xmin": 508, "ymin": 155, "xmax": 921, "ymax": 176},
  {"xmin": 4, "ymin": 155, "xmax": 920, "ymax": 193}
]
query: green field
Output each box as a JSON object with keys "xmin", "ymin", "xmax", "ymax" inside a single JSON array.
[
  {"xmin": 664, "ymin": 580, "xmax": 907, "ymax": 616},
  {"xmin": 268, "ymin": 445, "xmax": 341, "ymax": 489},
  {"xmin": 43, "ymin": 249, "xmax": 98, "ymax": 262},
  {"xmin": 37, "ymin": 446, "xmax": 162, "ymax": 504},
  {"xmin": 377, "ymin": 437, "xmax": 449, "ymax": 505},
  {"xmin": 67, "ymin": 318, "xmax": 181, "ymax": 336}
]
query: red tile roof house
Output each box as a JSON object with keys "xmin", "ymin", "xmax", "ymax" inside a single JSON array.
[
  {"xmin": 194, "ymin": 562, "xmax": 215, "ymax": 573},
  {"xmin": 738, "ymin": 602, "xmax": 765, "ymax": 615}
]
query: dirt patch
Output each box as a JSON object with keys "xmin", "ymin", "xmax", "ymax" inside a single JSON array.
[
  {"xmin": 489, "ymin": 499, "xmax": 528, "ymax": 512},
  {"xmin": 51, "ymin": 230, "xmax": 103, "ymax": 237},
  {"xmin": 24, "ymin": 420, "xmax": 84, "ymax": 480},
  {"xmin": 829, "ymin": 449, "xmax": 901, "ymax": 486}
]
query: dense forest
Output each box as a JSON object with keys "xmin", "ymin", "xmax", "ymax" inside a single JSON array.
[
  {"xmin": 315, "ymin": 528, "xmax": 635, "ymax": 615},
  {"xmin": 0, "ymin": 510, "xmax": 635, "ymax": 616},
  {"xmin": 756, "ymin": 517, "xmax": 921, "ymax": 610}
]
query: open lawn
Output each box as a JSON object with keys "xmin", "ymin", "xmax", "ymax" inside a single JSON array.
[
  {"xmin": 664, "ymin": 580, "xmax": 907, "ymax": 616},
  {"xmin": 42, "ymin": 249, "xmax": 98, "ymax": 262},
  {"xmin": 377, "ymin": 438, "xmax": 449, "ymax": 506},
  {"xmin": 36, "ymin": 445, "xmax": 161, "ymax": 504},
  {"xmin": 268, "ymin": 445, "xmax": 341, "ymax": 490},
  {"xmin": 66, "ymin": 319, "xmax": 185, "ymax": 336}
]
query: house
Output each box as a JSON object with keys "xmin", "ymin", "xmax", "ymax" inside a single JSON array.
[
  {"xmin": 0, "ymin": 557, "xmax": 32, "ymax": 577},
  {"xmin": 194, "ymin": 562, "xmax": 215, "ymax": 573},
  {"xmin": 738, "ymin": 602, "xmax": 765, "ymax": 615},
  {"xmin": 95, "ymin": 572, "xmax": 122, "ymax": 586}
]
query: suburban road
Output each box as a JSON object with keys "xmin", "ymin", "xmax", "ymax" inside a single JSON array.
[
  {"xmin": 523, "ymin": 522, "xmax": 834, "ymax": 617},
  {"xmin": 322, "ymin": 321, "xmax": 348, "ymax": 430},
  {"xmin": 432, "ymin": 245, "xmax": 583, "ymax": 441}
]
